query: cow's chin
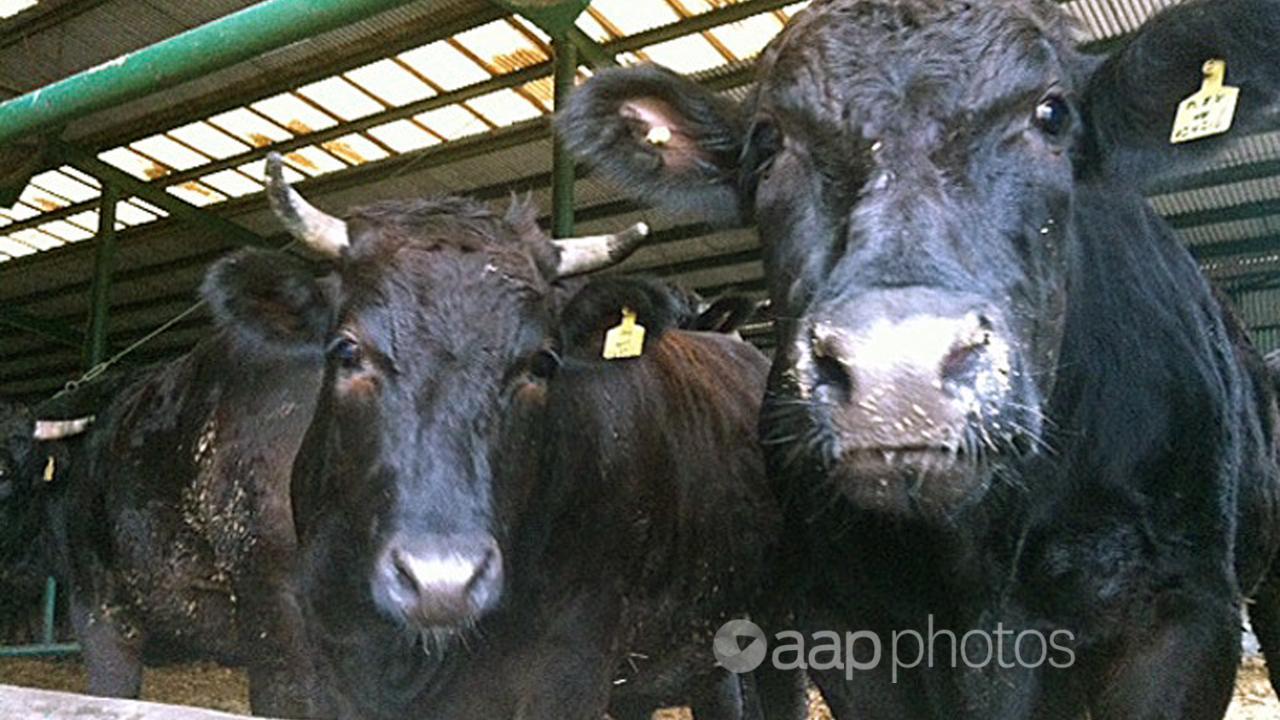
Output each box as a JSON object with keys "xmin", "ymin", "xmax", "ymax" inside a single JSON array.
[{"xmin": 826, "ymin": 446, "xmax": 992, "ymax": 520}]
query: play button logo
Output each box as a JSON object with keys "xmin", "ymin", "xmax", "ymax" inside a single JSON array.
[{"xmin": 713, "ymin": 619, "xmax": 767, "ymax": 673}]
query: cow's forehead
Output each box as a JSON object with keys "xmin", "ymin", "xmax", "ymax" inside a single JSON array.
[
  {"xmin": 338, "ymin": 240, "xmax": 552, "ymax": 360},
  {"xmin": 758, "ymin": 0, "xmax": 1080, "ymax": 137}
]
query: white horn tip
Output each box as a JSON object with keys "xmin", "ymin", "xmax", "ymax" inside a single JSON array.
[
  {"xmin": 265, "ymin": 152, "xmax": 286, "ymax": 183},
  {"xmin": 33, "ymin": 416, "xmax": 95, "ymax": 441}
]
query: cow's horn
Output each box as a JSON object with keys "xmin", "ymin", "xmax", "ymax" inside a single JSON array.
[
  {"xmin": 33, "ymin": 416, "xmax": 94, "ymax": 441},
  {"xmin": 264, "ymin": 153, "xmax": 349, "ymax": 258},
  {"xmin": 552, "ymin": 222, "xmax": 650, "ymax": 277}
]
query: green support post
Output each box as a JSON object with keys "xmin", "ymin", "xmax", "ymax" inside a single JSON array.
[
  {"xmin": 0, "ymin": 0, "xmax": 425, "ymax": 148},
  {"xmin": 551, "ymin": 35, "xmax": 577, "ymax": 238},
  {"xmin": 85, "ymin": 187, "xmax": 118, "ymax": 367}
]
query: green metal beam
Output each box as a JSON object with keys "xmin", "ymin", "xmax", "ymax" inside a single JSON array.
[
  {"xmin": 0, "ymin": 643, "xmax": 80, "ymax": 658},
  {"xmin": 566, "ymin": 26, "xmax": 618, "ymax": 69},
  {"xmin": 52, "ymin": 140, "xmax": 271, "ymax": 250},
  {"xmin": 491, "ymin": 0, "xmax": 590, "ymax": 35},
  {"xmin": 0, "ymin": 306, "xmax": 82, "ymax": 347},
  {"xmin": 84, "ymin": 186, "xmax": 118, "ymax": 367},
  {"xmin": 0, "ymin": 0, "xmax": 424, "ymax": 148},
  {"xmin": 551, "ymin": 36, "xmax": 577, "ymax": 238}
]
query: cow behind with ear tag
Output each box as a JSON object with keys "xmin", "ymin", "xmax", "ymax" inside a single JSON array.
[
  {"xmin": 205, "ymin": 154, "xmax": 800, "ymax": 720},
  {"xmin": 560, "ymin": 0, "xmax": 1280, "ymax": 718}
]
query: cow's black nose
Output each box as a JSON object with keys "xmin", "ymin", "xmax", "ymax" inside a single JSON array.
[{"xmin": 376, "ymin": 533, "xmax": 503, "ymax": 628}]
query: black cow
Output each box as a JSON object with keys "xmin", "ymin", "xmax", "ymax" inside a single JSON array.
[
  {"xmin": 202, "ymin": 155, "xmax": 795, "ymax": 720},
  {"xmin": 0, "ymin": 399, "xmax": 52, "ymax": 644},
  {"xmin": 0, "ymin": 402, "xmax": 86, "ymax": 645},
  {"xmin": 0, "ymin": 346, "xmax": 329, "ymax": 713},
  {"xmin": 559, "ymin": 0, "xmax": 1280, "ymax": 718}
]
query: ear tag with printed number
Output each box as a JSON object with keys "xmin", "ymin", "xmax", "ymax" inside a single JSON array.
[
  {"xmin": 43, "ymin": 456, "xmax": 55, "ymax": 483},
  {"xmin": 603, "ymin": 308, "xmax": 646, "ymax": 360},
  {"xmin": 1170, "ymin": 59, "xmax": 1239, "ymax": 144}
]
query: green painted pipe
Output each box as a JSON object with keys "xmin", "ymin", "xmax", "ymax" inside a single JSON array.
[
  {"xmin": 39, "ymin": 576, "xmax": 57, "ymax": 647},
  {"xmin": 84, "ymin": 186, "xmax": 118, "ymax": 368},
  {"xmin": 0, "ymin": 0, "xmax": 422, "ymax": 148},
  {"xmin": 0, "ymin": 642, "xmax": 80, "ymax": 658},
  {"xmin": 550, "ymin": 36, "xmax": 577, "ymax": 239}
]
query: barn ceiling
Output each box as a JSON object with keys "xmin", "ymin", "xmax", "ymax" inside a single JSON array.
[{"xmin": 0, "ymin": 0, "xmax": 1278, "ymax": 403}]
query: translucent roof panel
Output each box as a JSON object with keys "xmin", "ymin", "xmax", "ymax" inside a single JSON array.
[
  {"xmin": 282, "ymin": 146, "xmax": 349, "ymax": 176},
  {"xmin": 711, "ymin": 13, "xmax": 787, "ymax": 60},
  {"xmin": 200, "ymin": 169, "xmax": 263, "ymax": 198},
  {"xmin": 114, "ymin": 200, "xmax": 162, "ymax": 227},
  {"xmin": 166, "ymin": 182, "xmax": 227, "ymax": 207},
  {"xmin": 298, "ymin": 77, "xmax": 387, "ymax": 122},
  {"xmin": 39, "ymin": 220, "xmax": 95, "ymax": 243},
  {"xmin": 30, "ymin": 170, "xmax": 100, "ymax": 203},
  {"xmin": 322, "ymin": 134, "xmax": 392, "ymax": 166},
  {"xmin": 0, "ymin": 0, "xmax": 37, "ymax": 20},
  {"xmin": 131, "ymin": 134, "xmax": 212, "ymax": 171},
  {"xmin": 168, "ymin": 121, "xmax": 253, "ymax": 160},
  {"xmin": 99, "ymin": 147, "xmax": 169, "ymax": 181},
  {"xmin": 466, "ymin": 89, "xmax": 543, "ymax": 127},
  {"xmin": 3, "ymin": 202, "xmax": 41, "ymax": 221},
  {"xmin": 574, "ymin": 11, "xmax": 613, "ymax": 42},
  {"xmin": 0, "ymin": 237, "xmax": 36, "ymax": 258},
  {"xmin": 19, "ymin": 185, "xmax": 71, "ymax": 213},
  {"xmin": 399, "ymin": 42, "xmax": 491, "ymax": 91},
  {"xmin": 252, "ymin": 93, "xmax": 340, "ymax": 135},
  {"xmin": 209, "ymin": 107, "xmax": 293, "ymax": 147},
  {"xmin": 11, "ymin": 228, "xmax": 62, "ymax": 251},
  {"xmin": 367, "ymin": 119, "xmax": 442, "ymax": 153},
  {"xmin": 589, "ymin": 0, "xmax": 681, "ymax": 35},
  {"xmin": 455, "ymin": 20, "xmax": 550, "ymax": 74},
  {"xmin": 415, "ymin": 105, "xmax": 490, "ymax": 141},
  {"xmin": 346, "ymin": 59, "xmax": 437, "ymax": 106},
  {"xmin": 640, "ymin": 34, "xmax": 729, "ymax": 73}
]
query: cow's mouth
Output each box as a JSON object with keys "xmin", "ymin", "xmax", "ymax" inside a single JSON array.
[{"xmin": 825, "ymin": 443, "xmax": 993, "ymax": 518}]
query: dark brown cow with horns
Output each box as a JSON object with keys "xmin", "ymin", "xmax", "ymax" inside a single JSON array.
[{"xmin": 199, "ymin": 154, "xmax": 796, "ymax": 719}]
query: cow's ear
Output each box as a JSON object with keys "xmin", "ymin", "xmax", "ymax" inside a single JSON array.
[
  {"xmin": 1080, "ymin": 0, "xmax": 1280, "ymax": 184},
  {"xmin": 202, "ymin": 249, "xmax": 335, "ymax": 359},
  {"xmin": 557, "ymin": 64, "xmax": 748, "ymax": 225}
]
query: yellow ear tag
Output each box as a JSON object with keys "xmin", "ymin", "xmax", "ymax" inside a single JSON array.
[
  {"xmin": 43, "ymin": 456, "xmax": 55, "ymax": 483},
  {"xmin": 602, "ymin": 308, "xmax": 646, "ymax": 360},
  {"xmin": 1170, "ymin": 59, "xmax": 1239, "ymax": 144},
  {"xmin": 645, "ymin": 126, "xmax": 672, "ymax": 147}
]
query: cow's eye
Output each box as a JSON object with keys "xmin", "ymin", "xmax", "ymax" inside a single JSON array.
[
  {"xmin": 328, "ymin": 335, "xmax": 363, "ymax": 369},
  {"xmin": 528, "ymin": 348, "xmax": 561, "ymax": 380},
  {"xmin": 745, "ymin": 117, "xmax": 782, "ymax": 176},
  {"xmin": 1032, "ymin": 95, "xmax": 1072, "ymax": 138}
]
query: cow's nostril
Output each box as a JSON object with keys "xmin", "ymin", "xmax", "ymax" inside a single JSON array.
[
  {"xmin": 391, "ymin": 550, "xmax": 420, "ymax": 595},
  {"xmin": 466, "ymin": 547, "xmax": 495, "ymax": 595},
  {"xmin": 812, "ymin": 354, "xmax": 853, "ymax": 403},
  {"xmin": 940, "ymin": 341, "xmax": 987, "ymax": 385}
]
